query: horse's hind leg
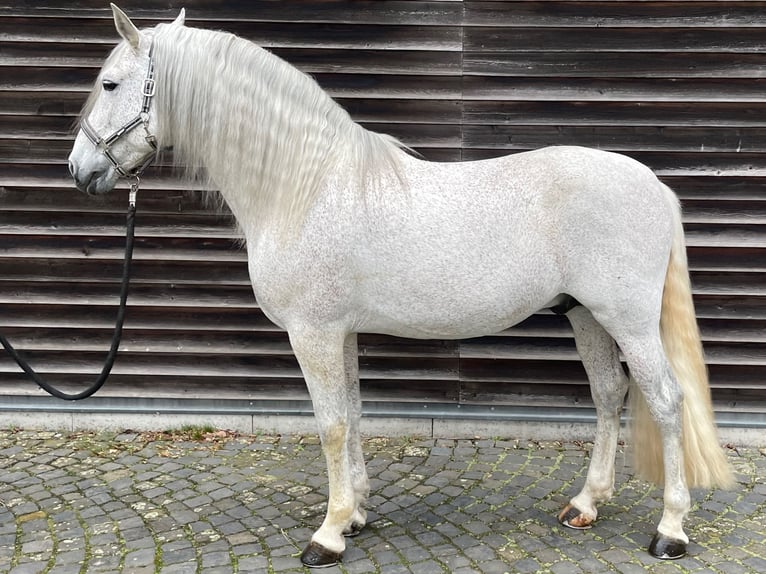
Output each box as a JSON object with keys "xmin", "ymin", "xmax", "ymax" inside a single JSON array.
[
  {"xmin": 559, "ymin": 306, "xmax": 629, "ymax": 529},
  {"xmin": 289, "ymin": 328, "xmax": 356, "ymax": 568},
  {"xmin": 616, "ymin": 330, "xmax": 691, "ymax": 558}
]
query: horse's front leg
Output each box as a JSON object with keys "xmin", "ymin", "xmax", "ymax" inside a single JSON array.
[
  {"xmin": 343, "ymin": 333, "xmax": 369, "ymax": 538},
  {"xmin": 289, "ymin": 328, "xmax": 355, "ymax": 568}
]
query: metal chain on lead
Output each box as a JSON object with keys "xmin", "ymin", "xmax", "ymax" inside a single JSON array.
[{"xmin": 130, "ymin": 176, "xmax": 140, "ymax": 207}]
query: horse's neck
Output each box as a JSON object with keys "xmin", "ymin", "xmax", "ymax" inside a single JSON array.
[
  {"xmin": 215, "ymin": 153, "xmax": 341, "ymax": 241},
  {"xmin": 158, "ymin": 27, "xmax": 352, "ymax": 233},
  {"xmin": 157, "ymin": 27, "xmax": 407, "ymax": 239}
]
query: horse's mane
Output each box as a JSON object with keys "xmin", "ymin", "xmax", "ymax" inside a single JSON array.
[{"xmin": 151, "ymin": 23, "xmax": 408, "ymax": 230}]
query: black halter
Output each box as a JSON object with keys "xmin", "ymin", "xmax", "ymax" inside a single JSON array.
[{"xmin": 80, "ymin": 43, "xmax": 158, "ymax": 178}]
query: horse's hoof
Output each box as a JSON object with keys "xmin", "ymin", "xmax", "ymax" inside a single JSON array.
[
  {"xmin": 649, "ymin": 532, "xmax": 687, "ymax": 560},
  {"xmin": 558, "ymin": 504, "xmax": 594, "ymax": 530},
  {"xmin": 343, "ymin": 521, "xmax": 365, "ymax": 538},
  {"xmin": 300, "ymin": 541, "xmax": 342, "ymax": 569}
]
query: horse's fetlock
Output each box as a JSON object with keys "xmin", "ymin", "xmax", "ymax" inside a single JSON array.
[{"xmin": 328, "ymin": 500, "xmax": 354, "ymax": 521}]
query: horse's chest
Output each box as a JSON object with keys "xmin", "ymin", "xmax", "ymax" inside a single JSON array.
[{"xmin": 244, "ymin": 237, "xmax": 353, "ymax": 330}]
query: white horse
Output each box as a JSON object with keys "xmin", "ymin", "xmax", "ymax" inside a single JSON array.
[{"xmin": 68, "ymin": 5, "xmax": 734, "ymax": 568}]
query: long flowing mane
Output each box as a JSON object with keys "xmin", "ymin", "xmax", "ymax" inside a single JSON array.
[{"xmin": 151, "ymin": 23, "xmax": 408, "ymax": 230}]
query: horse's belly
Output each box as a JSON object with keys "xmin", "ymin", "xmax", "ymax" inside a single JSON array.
[
  {"xmin": 357, "ymin": 297, "xmax": 544, "ymax": 340},
  {"xmin": 351, "ymin": 253, "xmax": 561, "ymax": 339}
]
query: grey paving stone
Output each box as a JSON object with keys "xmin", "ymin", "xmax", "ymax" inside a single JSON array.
[
  {"xmin": 8, "ymin": 564, "xmax": 46, "ymax": 574},
  {"xmin": 159, "ymin": 563, "xmax": 198, "ymax": 574}
]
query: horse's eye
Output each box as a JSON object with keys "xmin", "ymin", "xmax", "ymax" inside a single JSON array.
[{"xmin": 102, "ymin": 80, "xmax": 118, "ymax": 92}]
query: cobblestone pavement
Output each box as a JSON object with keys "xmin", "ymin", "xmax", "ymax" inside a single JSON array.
[{"xmin": 0, "ymin": 429, "xmax": 763, "ymax": 574}]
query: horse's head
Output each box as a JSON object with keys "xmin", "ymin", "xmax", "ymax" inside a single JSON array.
[{"xmin": 68, "ymin": 4, "xmax": 184, "ymax": 195}]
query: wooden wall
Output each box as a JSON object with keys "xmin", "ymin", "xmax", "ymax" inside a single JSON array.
[{"xmin": 1, "ymin": 1, "xmax": 764, "ymax": 425}]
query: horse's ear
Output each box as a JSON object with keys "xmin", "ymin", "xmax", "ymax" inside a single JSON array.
[
  {"xmin": 111, "ymin": 3, "xmax": 141, "ymax": 51},
  {"xmin": 172, "ymin": 8, "xmax": 186, "ymax": 27}
]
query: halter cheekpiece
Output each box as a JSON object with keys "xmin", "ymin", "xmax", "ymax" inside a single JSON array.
[{"xmin": 80, "ymin": 42, "xmax": 158, "ymax": 178}]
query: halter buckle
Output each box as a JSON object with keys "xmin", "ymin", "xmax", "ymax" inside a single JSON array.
[{"xmin": 142, "ymin": 78, "xmax": 156, "ymax": 98}]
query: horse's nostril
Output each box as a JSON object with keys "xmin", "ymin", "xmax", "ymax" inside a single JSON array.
[{"xmin": 68, "ymin": 159, "xmax": 76, "ymax": 178}]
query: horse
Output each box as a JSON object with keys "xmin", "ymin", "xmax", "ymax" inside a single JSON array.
[{"xmin": 67, "ymin": 5, "xmax": 734, "ymax": 568}]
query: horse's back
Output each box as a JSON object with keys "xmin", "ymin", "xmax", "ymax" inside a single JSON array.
[{"xmin": 345, "ymin": 147, "xmax": 673, "ymax": 336}]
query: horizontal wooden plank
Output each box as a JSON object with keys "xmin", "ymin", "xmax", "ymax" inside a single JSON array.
[
  {"xmin": 0, "ymin": 352, "xmax": 458, "ymax": 381},
  {"xmin": 694, "ymin": 295, "xmax": 766, "ymax": 320},
  {"xmin": 460, "ymin": 357, "xmax": 766, "ymax": 392},
  {"xmin": 684, "ymin": 224, "xmax": 766, "ymax": 248},
  {"xmin": 462, "ymin": 125, "xmax": 766, "ymax": 153},
  {"xmin": 465, "ymin": 27, "xmax": 766, "ymax": 53},
  {"xmin": 463, "ymin": 102, "xmax": 766, "ymax": 128},
  {"xmin": 0, "ymin": 20, "xmax": 463, "ymax": 50},
  {"xmin": 680, "ymin": 200, "xmax": 766, "ymax": 223},
  {"xmin": 464, "ymin": 51, "xmax": 766, "ymax": 78},
  {"xmin": 0, "ymin": 304, "xmax": 269, "ymax": 331},
  {"xmin": 461, "ymin": 335, "xmax": 766, "ymax": 365},
  {"xmin": 460, "ymin": 381, "xmax": 592, "ymax": 407},
  {"xmin": 462, "ymin": 77, "xmax": 766, "ymax": 102},
  {"xmin": 0, "ymin": 93, "xmax": 464, "ymax": 125},
  {"xmin": 0, "ymin": 186, "xmax": 215, "ymax": 215},
  {"xmin": 664, "ymin": 176, "xmax": 766, "ymax": 201},
  {"xmin": 688, "ymin": 247, "xmax": 766, "ymax": 272},
  {"xmin": 465, "ymin": 2, "xmax": 766, "ymax": 28},
  {"xmin": 461, "ymin": 379, "xmax": 766, "ymax": 408},
  {"xmin": 0, "ymin": 239, "xmax": 243, "ymax": 264},
  {"xmin": 0, "ymin": 210, "xmax": 237, "ymax": 238},
  {"xmin": 2, "ymin": 44, "xmax": 463, "ymax": 76},
  {"xmin": 0, "ymin": 259, "xmax": 250, "ymax": 284},
  {"xmin": 0, "ymin": 91, "xmax": 84, "ymax": 116},
  {"xmin": 0, "ymin": 283, "xmax": 254, "ymax": 308},
  {"xmin": 0, "ymin": 377, "xmax": 314, "ymax": 402},
  {"xmin": 0, "ymin": 68, "xmax": 463, "ymax": 99},
  {"xmin": 699, "ymin": 319, "xmax": 766, "ymax": 343},
  {"xmin": 0, "ymin": 375, "xmax": 460, "ymax": 403},
  {"xmin": 0, "ymin": 329, "xmax": 290, "ymax": 356}
]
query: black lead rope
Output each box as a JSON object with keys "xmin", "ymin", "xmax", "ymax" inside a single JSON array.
[{"xmin": 0, "ymin": 183, "xmax": 139, "ymax": 400}]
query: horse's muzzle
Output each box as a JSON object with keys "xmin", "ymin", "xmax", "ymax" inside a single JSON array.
[{"xmin": 69, "ymin": 159, "xmax": 117, "ymax": 196}]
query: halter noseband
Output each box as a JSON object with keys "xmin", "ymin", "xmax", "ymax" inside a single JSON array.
[{"xmin": 81, "ymin": 43, "xmax": 158, "ymax": 178}]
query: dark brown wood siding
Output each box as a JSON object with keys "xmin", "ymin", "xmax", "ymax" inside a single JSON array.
[{"xmin": 1, "ymin": 1, "xmax": 764, "ymax": 425}]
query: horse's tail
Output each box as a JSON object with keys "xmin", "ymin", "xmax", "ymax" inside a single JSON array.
[{"xmin": 629, "ymin": 186, "xmax": 734, "ymax": 489}]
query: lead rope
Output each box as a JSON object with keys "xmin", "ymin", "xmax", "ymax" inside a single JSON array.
[{"xmin": 0, "ymin": 178, "xmax": 140, "ymax": 400}]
